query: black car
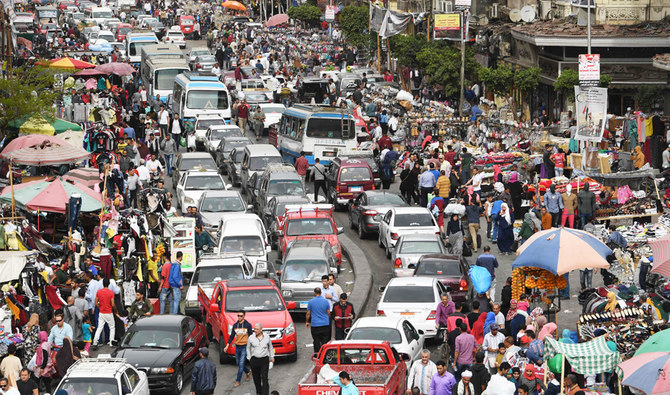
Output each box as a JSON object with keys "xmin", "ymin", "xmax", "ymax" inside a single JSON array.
[
  {"xmin": 348, "ymin": 191, "xmax": 408, "ymax": 239},
  {"xmin": 113, "ymin": 315, "xmax": 208, "ymax": 395},
  {"xmin": 214, "ymin": 136, "xmax": 251, "ymax": 173},
  {"xmin": 225, "ymin": 147, "xmax": 245, "ymax": 186}
]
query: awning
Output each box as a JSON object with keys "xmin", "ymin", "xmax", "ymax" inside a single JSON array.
[
  {"xmin": 0, "ymin": 251, "xmax": 36, "ymax": 283},
  {"xmin": 582, "ymin": 168, "xmax": 656, "ymax": 187},
  {"xmin": 544, "ymin": 337, "xmax": 621, "ymax": 375}
]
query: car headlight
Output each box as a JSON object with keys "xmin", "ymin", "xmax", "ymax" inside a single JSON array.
[
  {"xmin": 282, "ymin": 289, "xmax": 293, "ymax": 297},
  {"xmin": 228, "ymin": 324, "xmax": 233, "ymax": 334},
  {"xmin": 283, "ymin": 322, "xmax": 295, "ymax": 336},
  {"xmin": 184, "ymin": 196, "xmax": 195, "ymax": 204},
  {"xmin": 331, "ymin": 244, "xmax": 340, "ymax": 254},
  {"xmin": 185, "ymin": 300, "xmax": 199, "ymax": 308},
  {"xmin": 150, "ymin": 367, "xmax": 175, "ymax": 374}
]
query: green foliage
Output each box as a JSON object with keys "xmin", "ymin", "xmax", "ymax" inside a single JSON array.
[
  {"xmin": 634, "ymin": 86, "xmax": 663, "ymax": 112},
  {"xmin": 287, "ymin": 5, "xmax": 322, "ymax": 25},
  {"xmin": 479, "ymin": 65, "xmax": 514, "ymax": 96},
  {"xmin": 0, "ymin": 66, "xmax": 60, "ymax": 133},
  {"xmin": 413, "ymin": 41, "xmax": 479, "ymax": 97},
  {"xmin": 600, "ymin": 74, "xmax": 612, "ymax": 88},
  {"xmin": 514, "ymin": 67, "xmax": 540, "ymax": 94},
  {"xmin": 389, "ymin": 34, "xmax": 427, "ymax": 68},
  {"xmin": 553, "ymin": 68, "xmax": 579, "ymax": 101},
  {"xmin": 339, "ymin": 5, "xmax": 371, "ymax": 49}
]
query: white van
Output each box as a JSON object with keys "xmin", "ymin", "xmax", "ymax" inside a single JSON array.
[
  {"xmin": 215, "ymin": 213, "xmax": 271, "ymax": 269},
  {"xmin": 240, "ymin": 144, "xmax": 283, "ymax": 196}
]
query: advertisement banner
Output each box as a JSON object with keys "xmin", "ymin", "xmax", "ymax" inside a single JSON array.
[
  {"xmin": 574, "ymin": 86, "xmax": 608, "ymax": 143},
  {"xmin": 434, "ymin": 13, "xmax": 461, "ymax": 40},
  {"xmin": 370, "ymin": 5, "xmax": 387, "ymax": 33},
  {"xmin": 455, "ymin": 0, "xmax": 471, "ymax": 8},
  {"xmin": 325, "ymin": 5, "xmax": 336, "ymax": 21},
  {"xmin": 579, "ymin": 54, "xmax": 600, "ymax": 87},
  {"xmin": 169, "ymin": 217, "xmax": 196, "ymax": 272}
]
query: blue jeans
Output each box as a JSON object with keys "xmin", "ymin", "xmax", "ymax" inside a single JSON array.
[
  {"xmin": 491, "ymin": 213, "xmax": 500, "ymax": 241},
  {"xmin": 580, "ymin": 213, "xmax": 592, "ymax": 229},
  {"xmin": 160, "ymin": 288, "xmax": 171, "ymax": 314},
  {"xmin": 164, "ymin": 154, "xmax": 174, "ymax": 176},
  {"xmin": 235, "ymin": 345, "xmax": 250, "ymax": 382},
  {"xmin": 580, "ymin": 269, "xmax": 593, "ymax": 290},
  {"xmin": 171, "ymin": 287, "xmax": 181, "ymax": 314},
  {"xmin": 560, "ymin": 273, "xmax": 570, "ymax": 298}
]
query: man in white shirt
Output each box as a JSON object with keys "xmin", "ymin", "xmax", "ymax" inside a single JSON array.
[
  {"xmin": 486, "ymin": 362, "xmax": 515, "ymax": 395},
  {"xmin": 407, "ymin": 349, "xmax": 437, "ymax": 395},
  {"xmin": 319, "ymin": 275, "xmax": 339, "ymax": 310},
  {"xmin": 469, "ymin": 168, "xmax": 483, "ymax": 196},
  {"xmin": 158, "ymin": 105, "xmax": 169, "ymax": 137},
  {"xmin": 211, "ymin": 63, "xmax": 221, "ymax": 77},
  {"xmin": 492, "ymin": 303, "xmax": 505, "ymax": 330},
  {"xmin": 482, "ymin": 325, "xmax": 506, "ymax": 374},
  {"xmin": 146, "ymin": 154, "xmax": 163, "ymax": 175},
  {"xmin": 137, "ymin": 159, "xmax": 150, "ymax": 185}
]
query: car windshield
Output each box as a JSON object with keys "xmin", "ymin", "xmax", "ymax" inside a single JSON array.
[
  {"xmin": 249, "ymin": 156, "xmax": 282, "ymax": 171},
  {"xmin": 192, "ymin": 265, "xmax": 245, "ymax": 283},
  {"xmin": 368, "ymin": 194, "xmax": 405, "ymax": 205},
  {"xmin": 129, "ymin": 41, "xmax": 156, "ymax": 56},
  {"xmin": 348, "ymin": 327, "xmax": 402, "ymax": 344},
  {"xmin": 226, "ymin": 289, "xmax": 284, "ymax": 312},
  {"xmin": 282, "ymin": 260, "xmax": 328, "ymax": 282},
  {"xmin": 221, "ymin": 236, "xmax": 263, "ymax": 256},
  {"xmin": 196, "ymin": 118, "xmax": 225, "ymax": 130},
  {"xmin": 416, "ymin": 260, "xmax": 462, "ymax": 276},
  {"xmin": 185, "ymin": 175, "xmax": 224, "ymax": 190},
  {"xmin": 121, "ymin": 328, "xmax": 180, "ymax": 349},
  {"xmin": 187, "ymin": 90, "xmax": 229, "ymax": 110},
  {"xmin": 180, "ymin": 157, "xmax": 217, "ymax": 170},
  {"xmin": 268, "ymin": 180, "xmax": 303, "ymax": 196},
  {"xmin": 118, "ymin": 27, "xmax": 131, "ymax": 35},
  {"xmin": 263, "ymin": 105, "xmax": 285, "ymax": 114},
  {"xmin": 232, "ymin": 150, "xmax": 244, "ymax": 162},
  {"xmin": 198, "ymin": 55, "xmax": 215, "ymax": 62},
  {"xmin": 394, "ymin": 214, "xmax": 434, "ymax": 227},
  {"xmin": 201, "ymin": 196, "xmax": 244, "ymax": 212},
  {"xmin": 399, "ymin": 240, "xmax": 442, "ymax": 254},
  {"xmin": 181, "ymin": 18, "xmax": 194, "ymax": 25},
  {"xmin": 339, "ymin": 167, "xmax": 371, "ymax": 182},
  {"xmin": 383, "ymin": 286, "xmax": 434, "ymax": 303},
  {"xmin": 191, "ymin": 50, "xmax": 209, "ymax": 58},
  {"xmin": 223, "ymin": 140, "xmax": 248, "ymax": 153},
  {"xmin": 211, "ymin": 129, "xmax": 242, "ymax": 140},
  {"xmin": 57, "ymin": 377, "xmax": 119, "ymax": 395},
  {"xmin": 306, "ymin": 118, "xmax": 355, "ymax": 139},
  {"xmin": 275, "ymin": 200, "xmax": 309, "ymax": 216},
  {"xmin": 286, "ymin": 218, "xmax": 334, "ymax": 236}
]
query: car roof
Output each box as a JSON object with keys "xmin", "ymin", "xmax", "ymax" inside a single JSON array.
[
  {"xmin": 398, "ymin": 233, "xmax": 441, "ymax": 241},
  {"xmin": 133, "ymin": 314, "xmax": 186, "ymax": 327},
  {"xmin": 333, "ymin": 158, "xmax": 372, "ymax": 168},
  {"xmin": 271, "ymin": 195, "xmax": 311, "ymax": 203},
  {"xmin": 352, "ymin": 316, "xmax": 405, "ymax": 329},
  {"xmin": 190, "ymin": 47, "xmax": 209, "ymax": 52},
  {"xmin": 197, "ymin": 255, "xmax": 247, "ymax": 267},
  {"xmin": 263, "ymin": 164, "xmax": 299, "ymax": 177},
  {"xmin": 226, "ymin": 279, "xmax": 274, "ymax": 288},
  {"xmin": 419, "ymin": 254, "xmax": 462, "ymax": 261},
  {"xmin": 386, "ymin": 276, "xmax": 437, "ymax": 286},
  {"xmin": 65, "ymin": 358, "xmax": 133, "ymax": 378},
  {"xmin": 328, "ymin": 340, "xmax": 388, "ymax": 345},
  {"xmin": 200, "ymin": 190, "xmax": 241, "ymax": 198},
  {"xmin": 391, "ymin": 207, "xmax": 432, "ymax": 214},
  {"xmin": 245, "ymin": 144, "xmax": 279, "ymax": 155},
  {"xmin": 195, "ymin": 114, "xmax": 224, "ymax": 120},
  {"xmin": 185, "ymin": 170, "xmax": 220, "ymax": 177},
  {"xmin": 285, "ymin": 240, "xmax": 330, "ymax": 258},
  {"xmin": 179, "ymin": 152, "xmax": 216, "ymax": 159}
]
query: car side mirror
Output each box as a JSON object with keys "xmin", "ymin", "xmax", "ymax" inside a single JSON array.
[
  {"xmin": 256, "ymin": 260, "xmax": 268, "ymax": 276},
  {"xmin": 378, "ymin": 285, "xmax": 386, "ymax": 292},
  {"xmin": 400, "ymin": 353, "xmax": 411, "ymax": 361},
  {"xmin": 444, "ymin": 286, "xmax": 452, "ymax": 292},
  {"xmin": 209, "ymin": 303, "xmax": 220, "ymax": 313},
  {"xmin": 275, "ymin": 230, "xmax": 284, "ymax": 237},
  {"xmin": 408, "ymin": 263, "xmax": 416, "ymax": 269},
  {"xmin": 418, "ymin": 329, "xmax": 425, "ymax": 336},
  {"xmin": 184, "ymin": 340, "xmax": 196, "ymax": 348},
  {"xmin": 248, "ymin": 204, "xmax": 254, "ymax": 211},
  {"xmin": 287, "ymin": 301, "xmax": 297, "ymax": 309},
  {"xmin": 265, "ymin": 245, "xmax": 272, "ymax": 253},
  {"xmin": 337, "ymin": 227, "xmax": 344, "ymax": 234},
  {"xmin": 225, "ymin": 183, "xmax": 232, "ymax": 189}
]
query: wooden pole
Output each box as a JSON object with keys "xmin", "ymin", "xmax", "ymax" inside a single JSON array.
[
  {"xmin": 654, "ymin": 177, "xmax": 661, "ymax": 200},
  {"xmin": 377, "ymin": 33, "xmax": 381, "ymax": 74},
  {"xmin": 9, "ymin": 159, "xmax": 15, "ymax": 220},
  {"xmin": 617, "ymin": 375, "xmax": 622, "ymax": 395},
  {"xmin": 560, "ymin": 354, "xmax": 566, "ymax": 395},
  {"xmin": 426, "ymin": 11, "xmax": 430, "ymax": 42},
  {"xmin": 96, "ymin": 166, "xmax": 109, "ymax": 253}
]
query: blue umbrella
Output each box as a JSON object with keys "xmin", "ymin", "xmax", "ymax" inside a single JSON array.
[{"xmin": 513, "ymin": 228, "xmax": 612, "ymax": 275}]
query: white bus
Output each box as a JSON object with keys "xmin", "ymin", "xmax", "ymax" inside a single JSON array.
[
  {"xmin": 171, "ymin": 72, "xmax": 231, "ymax": 130},
  {"xmin": 124, "ymin": 32, "xmax": 159, "ymax": 66}
]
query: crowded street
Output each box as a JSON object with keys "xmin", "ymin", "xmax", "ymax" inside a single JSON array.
[{"xmin": 0, "ymin": 1, "xmax": 669, "ymax": 395}]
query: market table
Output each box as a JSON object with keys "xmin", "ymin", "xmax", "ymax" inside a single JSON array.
[{"xmin": 596, "ymin": 212, "xmax": 662, "ymax": 221}]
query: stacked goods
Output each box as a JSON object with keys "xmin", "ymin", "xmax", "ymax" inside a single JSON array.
[
  {"xmin": 512, "ymin": 267, "xmax": 567, "ymax": 300},
  {"xmin": 473, "ymin": 152, "xmax": 529, "ymax": 166}
]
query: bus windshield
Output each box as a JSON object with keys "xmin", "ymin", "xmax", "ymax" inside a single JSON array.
[
  {"xmin": 93, "ymin": 10, "xmax": 113, "ymax": 18},
  {"xmin": 155, "ymin": 69, "xmax": 187, "ymax": 90},
  {"xmin": 129, "ymin": 41, "xmax": 157, "ymax": 56},
  {"xmin": 187, "ymin": 90, "xmax": 229, "ymax": 110},
  {"xmin": 306, "ymin": 118, "xmax": 355, "ymax": 139}
]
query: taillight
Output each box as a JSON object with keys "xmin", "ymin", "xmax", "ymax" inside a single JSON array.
[
  {"xmin": 391, "ymin": 233, "xmax": 399, "ymax": 240},
  {"xmin": 363, "ymin": 210, "xmax": 377, "ymax": 216},
  {"xmin": 377, "ymin": 310, "xmax": 385, "ymax": 316},
  {"xmin": 394, "ymin": 258, "xmax": 402, "ymax": 268},
  {"xmin": 435, "ymin": 231, "xmax": 441, "ymax": 235},
  {"xmin": 372, "ymin": 185, "xmax": 375, "ymax": 190},
  {"xmin": 459, "ymin": 279, "xmax": 468, "ymax": 291},
  {"xmin": 336, "ymin": 185, "xmax": 340, "ymax": 192},
  {"xmin": 196, "ymin": 63, "xmax": 201, "ymax": 68},
  {"xmin": 427, "ymin": 310, "xmax": 437, "ymax": 320}
]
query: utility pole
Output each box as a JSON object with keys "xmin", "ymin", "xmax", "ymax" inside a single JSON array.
[
  {"xmin": 459, "ymin": 10, "xmax": 465, "ymax": 117},
  {"xmin": 587, "ymin": 0, "xmax": 591, "ymax": 54}
]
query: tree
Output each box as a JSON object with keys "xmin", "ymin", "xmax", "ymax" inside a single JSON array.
[
  {"xmin": 553, "ymin": 68, "xmax": 579, "ymax": 101},
  {"xmin": 389, "ymin": 34, "xmax": 427, "ymax": 68},
  {"xmin": 479, "ymin": 65, "xmax": 514, "ymax": 96},
  {"xmin": 0, "ymin": 66, "xmax": 60, "ymax": 135},
  {"xmin": 339, "ymin": 5, "xmax": 371, "ymax": 49},
  {"xmin": 287, "ymin": 5, "xmax": 322, "ymax": 26},
  {"xmin": 634, "ymin": 86, "xmax": 663, "ymax": 112},
  {"xmin": 599, "ymin": 74, "xmax": 612, "ymax": 88},
  {"xmin": 513, "ymin": 67, "xmax": 540, "ymax": 94},
  {"xmin": 415, "ymin": 42, "xmax": 479, "ymax": 97}
]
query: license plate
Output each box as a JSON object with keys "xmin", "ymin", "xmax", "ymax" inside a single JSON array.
[
  {"xmin": 322, "ymin": 151, "xmax": 336, "ymax": 157},
  {"xmin": 350, "ymin": 186, "xmax": 362, "ymax": 192},
  {"xmin": 400, "ymin": 312, "xmax": 414, "ymax": 316},
  {"xmin": 299, "ymin": 302, "xmax": 308, "ymax": 309}
]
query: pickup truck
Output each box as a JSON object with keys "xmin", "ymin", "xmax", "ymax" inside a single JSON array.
[
  {"xmin": 297, "ymin": 341, "xmax": 407, "ymax": 395},
  {"xmin": 199, "ymin": 279, "xmax": 298, "ymax": 364}
]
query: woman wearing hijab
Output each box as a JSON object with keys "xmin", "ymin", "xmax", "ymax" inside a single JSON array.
[
  {"xmin": 533, "ymin": 315, "xmax": 548, "ymax": 335},
  {"xmin": 492, "ymin": 165, "xmax": 502, "ymax": 183},
  {"xmin": 446, "ymin": 214, "xmax": 464, "ymax": 254},
  {"xmin": 430, "ymin": 195, "xmax": 446, "ymax": 232},
  {"xmin": 509, "ymin": 310, "xmax": 528, "ymax": 342},
  {"xmin": 399, "ymin": 162, "xmax": 415, "ymax": 204},
  {"xmin": 496, "ymin": 203, "xmax": 514, "ymax": 254},
  {"xmin": 22, "ymin": 314, "xmax": 40, "ymax": 366},
  {"xmin": 519, "ymin": 213, "xmax": 535, "ymax": 245},
  {"xmin": 519, "ymin": 364, "xmax": 546, "ymax": 395},
  {"xmin": 55, "ymin": 337, "xmax": 81, "ymax": 378},
  {"xmin": 471, "ymin": 312, "xmax": 488, "ymax": 344},
  {"xmin": 538, "ymin": 322, "xmax": 557, "ymax": 341},
  {"xmin": 34, "ymin": 331, "xmax": 55, "ymax": 393},
  {"xmin": 632, "ymin": 145, "xmax": 645, "ymax": 169},
  {"xmin": 505, "ymin": 299, "xmax": 518, "ymax": 335},
  {"xmin": 483, "ymin": 312, "xmax": 496, "ymax": 336}
]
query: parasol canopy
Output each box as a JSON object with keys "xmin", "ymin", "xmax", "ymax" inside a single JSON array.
[
  {"xmin": 0, "ymin": 178, "xmax": 103, "ymax": 213},
  {"xmin": 619, "ymin": 351, "xmax": 670, "ymax": 395},
  {"xmin": 75, "ymin": 68, "xmax": 107, "ymax": 76},
  {"xmin": 94, "ymin": 62, "xmax": 136, "ymax": 76},
  {"xmin": 544, "ymin": 337, "xmax": 621, "ymax": 376},
  {"xmin": 648, "ymin": 235, "xmax": 670, "ymax": 278},
  {"xmin": 0, "ymin": 138, "xmax": 89, "ymax": 166},
  {"xmin": 49, "ymin": 57, "xmax": 97, "ymax": 70},
  {"xmin": 222, "ymin": 0, "xmax": 246, "ymax": 10},
  {"xmin": 17, "ymin": 37, "xmax": 33, "ymax": 50},
  {"xmin": 62, "ymin": 167, "xmax": 101, "ymax": 189},
  {"xmin": 634, "ymin": 328, "xmax": 670, "ymax": 356},
  {"xmin": 266, "ymin": 13, "xmax": 289, "ymax": 27},
  {"xmin": 7, "ymin": 116, "xmax": 82, "ymax": 136},
  {"xmin": 56, "ymin": 130, "xmax": 85, "ymax": 147},
  {"xmin": 513, "ymin": 227, "xmax": 611, "ymax": 275},
  {"xmin": 1, "ymin": 135, "xmax": 68, "ymax": 154}
]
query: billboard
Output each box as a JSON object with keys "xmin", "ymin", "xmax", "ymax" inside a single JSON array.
[
  {"xmin": 579, "ymin": 54, "xmax": 600, "ymax": 88},
  {"xmin": 574, "ymin": 86, "xmax": 608, "ymax": 143},
  {"xmin": 434, "ymin": 13, "xmax": 461, "ymax": 40}
]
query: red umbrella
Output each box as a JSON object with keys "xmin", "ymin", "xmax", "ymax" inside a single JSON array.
[
  {"xmin": 17, "ymin": 37, "xmax": 32, "ymax": 50},
  {"xmin": 3, "ymin": 143, "xmax": 90, "ymax": 166},
  {"xmin": 75, "ymin": 68, "xmax": 107, "ymax": 76},
  {"xmin": 1, "ymin": 135, "xmax": 69, "ymax": 156},
  {"xmin": 63, "ymin": 168, "xmax": 101, "ymax": 189},
  {"xmin": 649, "ymin": 235, "xmax": 670, "ymax": 277},
  {"xmin": 267, "ymin": 13, "xmax": 289, "ymax": 27},
  {"xmin": 95, "ymin": 62, "xmax": 136, "ymax": 76}
]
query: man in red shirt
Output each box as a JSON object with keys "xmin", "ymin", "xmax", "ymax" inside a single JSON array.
[
  {"xmin": 159, "ymin": 259, "xmax": 172, "ymax": 314},
  {"xmin": 378, "ymin": 132, "xmax": 393, "ymax": 151},
  {"xmin": 92, "ymin": 278, "xmax": 116, "ymax": 348},
  {"xmin": 237, "ymin": 99, "xmax": 250, "ymax": 134},
  {"xmin": 294, "ymin": 151, "xmax": 310, "ymax": 184}
]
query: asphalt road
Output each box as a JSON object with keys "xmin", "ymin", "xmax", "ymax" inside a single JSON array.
[{"xmin": 92, "ymin": 39, "xmax": 600, "ymax": 394}]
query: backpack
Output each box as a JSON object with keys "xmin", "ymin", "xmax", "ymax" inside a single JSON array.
[{"xmin": 168, "ymin": 261, "xmax": 182, "ymax": 288}]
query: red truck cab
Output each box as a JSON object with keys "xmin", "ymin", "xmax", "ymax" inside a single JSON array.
[
  {"xmin": 199, "ymin": 279, "xmax": 298, "ymax": 364},
  {"xmin": 179, "ymin": 15, "xmax": 195, "ymax": 36},
  {"xmin": 116, "ymin": 23, "xmax": 132, "ymax": 41},
  {"xmin": 276, "ymin": 204, "xmax": 343, "ymax": 268},
  {"xmin": 298, "ymin": 341, "xmax": 407, "ymax": 395}
]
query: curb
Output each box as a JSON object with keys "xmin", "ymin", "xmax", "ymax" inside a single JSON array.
[{"xmin": 340, "ymin": 233, "xmax": 373, "ymax": 316}]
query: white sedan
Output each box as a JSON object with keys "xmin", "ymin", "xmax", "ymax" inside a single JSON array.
[
  {"xmin": 378, "ymin": 207, "xmax": 440, "ymax": 259},
  {"xmin": 376, "ymin": 277, "xmax": 448, "ymax": 339},
  {"xmin": 176, "ymin": 170, "xmax": 230, "ymax": 210},
  {"xmin": 163, "ymin": 27, "xmax": 186, "ymax": 48},
  {"xmin": 346, "ymin": 317, "xmax": 424, "ymax": 366},
  {"xmin": 205, "ymin": 125, "xmax": 243, "ymax": 153}
]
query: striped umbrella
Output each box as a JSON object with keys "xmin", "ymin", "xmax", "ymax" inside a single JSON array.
[
  {"xmin": 1, "ymin": 135, "xmax": 68, "ymax": 155},
  {"xmin": 49, "ymin": 57, "xmax": 97, "ymax": 70},
  {"xmin": 648, "ymin": 235, "xmax": 670, "ymax": 278},
  {"xmin": 0, "ymin": 178, "xmax": 102, "ymax": 213},
  {"xmin": 1, "ymin": 141, "xmax": 90, "ymax": 166},
  {"xmin": 63, "ymin": 168, "xmax": 101, "ymax": 189},
  {"xmin": 619, "ymin": 351, "xmax": 670, "ymax": 394},
  {"xmin": 513, "ymin": 228, "xmax": 612, "ymax": 275}
]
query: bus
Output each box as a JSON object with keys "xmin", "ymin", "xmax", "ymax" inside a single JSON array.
[
  {"xmin": 124, "ymin": 32, "xmax": 159, "ymax": 66},
  {"xmin": 139, "ymin": 43, "xmax": 184, "ymax": 77},
  {"xmin": 35, "ymin": 6, "xmax": 58, "ymax": 23},
  {"xmin": 271, "ymin": 104, "xmax": 357, "ymax": 166},
  {"xmin": 143, "ymin": 57, "xmax": 190, "ymax": 102},
  {"xmin": 171, "ymin": 72, "xmax": 231, "ymax": 130}
]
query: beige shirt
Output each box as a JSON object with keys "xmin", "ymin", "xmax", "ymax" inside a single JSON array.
[{"xmin": 0, "ymin": 355, "xmax": 22, "ymax": 387}]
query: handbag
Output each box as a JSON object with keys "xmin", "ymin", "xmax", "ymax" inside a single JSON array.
[{"xmin": 180, "ymin": 136, "xmax": 187, "ymax": 147}]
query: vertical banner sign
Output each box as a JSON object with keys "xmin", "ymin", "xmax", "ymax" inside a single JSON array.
[
  {"xmin": 433, "ymin": 13, "xmax": 461, "ymax": 40},
  {"xmin": 574, "ymin": 86, "xmax": 608, "ymax": 143},
  {"xmin": 454, "ymin": 0, "xmax": 472, "ymax": 8},
  {"xmin": 579, "ymin": 54, "xmax": 600, "ymax": 88},
  {"xmin": 169, "ymin": 217, "xmax": 196, "ymax": 272},
  {"xmin": 325, "ymin": 5, "xmax": 336, "ymax": 21}
]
